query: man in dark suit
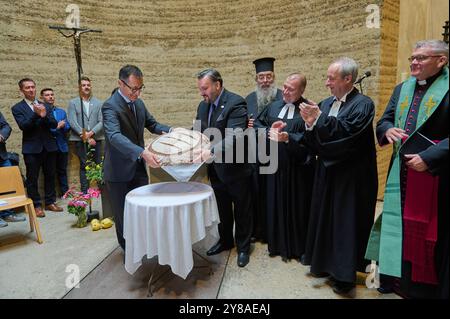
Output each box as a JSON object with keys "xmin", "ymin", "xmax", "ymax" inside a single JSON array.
[
  {"xmin": 102, "ymin": 65, "xmax": 171, "ymax": 250},
  {"xmin": 195, "ymin": 69, "xmax": 253, "ymax": 267},
  {"xmin": 11, "ymin": 78, "xmax": 63, "ymax": 217},
  {"xmin": 0, "ymin": 111, "xmax": 26, "ymax": 227},
  {"xmin": 0, "ymin": 111, "xmax": 11, "ymax": 166},
  {"xmin": 245, "ymin": 58, "xmax": 283, "ymax": 243}
]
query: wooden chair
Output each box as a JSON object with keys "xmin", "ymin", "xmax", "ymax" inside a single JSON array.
[{"xmin": 0, "ymin": 166, "xmax": 42, "ymax": 243}]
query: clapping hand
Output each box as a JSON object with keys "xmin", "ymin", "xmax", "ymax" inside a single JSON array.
[
  {"xmin": 299, "ymin": 101, "xmax": 320, "ymax": 127},
  {"xmin": 268, "ymin": 120, "xmax": 288, "ymax": 142},
  {"xmin": 32, "ymin": 102, "xmax": 46, "ymax": 118},
  {"xmin": 57, "ymin": 120, "xmax": 66, "ymax": 129}
]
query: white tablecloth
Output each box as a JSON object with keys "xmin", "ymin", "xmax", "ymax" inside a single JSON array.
[{"xmin": 124, "ymin": 182, "xmax": 220, "ymax": 279}]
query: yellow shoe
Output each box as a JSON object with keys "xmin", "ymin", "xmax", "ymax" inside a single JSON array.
[
  {"xmin": 101, "ymin": 218, "xmax": 113, "ymax": 229},
  {"xmin": 91, "ymin": 219, "xmax": 102, "ymax": 231}
]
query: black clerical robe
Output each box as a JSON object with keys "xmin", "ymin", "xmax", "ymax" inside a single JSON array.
[
  {"xmin": 245, "ymin": 89, "xmax": 283, "ymax": 242},
  {"xmin": 300, "ymin": 88, "xmax": 378, "ymax": 283},
  {"xmin": 255, "ymin": 98, "xmax": 315, "ymax": 260},
  {"xmin": 376, "ymin": 72, "xmax": 449, "ymax": 299}
]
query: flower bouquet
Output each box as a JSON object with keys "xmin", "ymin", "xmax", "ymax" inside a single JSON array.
[
  {"xmin": 63, "ymin": 188, "xmax": 101, "ymax": 228},
  {"xmin": 85, "ymin": 148, "xmax": 114, "ymax": 219}
]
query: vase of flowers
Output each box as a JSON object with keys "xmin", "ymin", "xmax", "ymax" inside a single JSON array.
[
  {"xmin": 64, "ymin": 188, "xmax": 101, "ymax": 228},
  {"xmin": 85, "ymin": 151, "xmax": 113, "ymax": 219}
]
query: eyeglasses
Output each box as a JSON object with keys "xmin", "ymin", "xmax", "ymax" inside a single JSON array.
[
  {"xmin": 120, "ymin": 79, "xmax": 145, "ymax": 93},
  {"xmin": 408, "ymin": 55, "xmax": 443, "ymax": 62}
]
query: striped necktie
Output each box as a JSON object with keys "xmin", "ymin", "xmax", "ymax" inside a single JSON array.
[{"xmin": 128, "ymin": 102, "xmax": 137, "ymax": 119}]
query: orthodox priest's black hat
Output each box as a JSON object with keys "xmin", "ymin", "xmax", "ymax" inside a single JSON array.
[{"xmin": 253, "ymin": 57, "xmax": 275, "ymax": 73}]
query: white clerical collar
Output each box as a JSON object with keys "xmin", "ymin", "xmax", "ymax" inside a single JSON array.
[
  {"xmin": 278, "ymin": 103, "xmax": 295, "ymax": 119},
  {"xmin": 334, "ymin": 88, "xmax": 353, "ymax": 103},
  {"xmin": 417, "ymin": 79, "xmax": 427, "ymax": 86}
]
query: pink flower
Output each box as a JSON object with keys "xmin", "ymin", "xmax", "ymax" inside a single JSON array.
[{"xmin": 88, "ymin": 188, "xmax": 101, "ymax": 198}]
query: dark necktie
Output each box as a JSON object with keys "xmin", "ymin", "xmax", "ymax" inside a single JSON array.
[
  {"xmin": 208, "ymin": 103, "xmax": 217, "ymax": 126},
  {"xmin": 128, "ymin": 102, "xmax": 137, "ymax": 120}
]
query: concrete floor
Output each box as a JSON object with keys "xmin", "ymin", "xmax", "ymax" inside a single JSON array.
[{"xmin": 0, "ymin": 197, "xmax": 399, "ymax": 299}]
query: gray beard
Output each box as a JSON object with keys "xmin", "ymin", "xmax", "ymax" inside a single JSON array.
[{"xmin": 256, "ymin": 85, "xmax": 278, "ymax": 113}]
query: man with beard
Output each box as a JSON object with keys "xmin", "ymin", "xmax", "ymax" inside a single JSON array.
[
  {"xmin": 196, "ymin": 68, "xmax": 253, "ymax": 267},
  {"xmin": 245, "ymin": 57, "xmax": 282, "ymax": 243},
  {"xmin": 68, "ymin": 76, "xmax": 104, "ymax": 194}
]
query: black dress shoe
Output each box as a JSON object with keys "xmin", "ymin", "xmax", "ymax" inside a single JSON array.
[
  {"xmin": 310, "ymin": 271, "xmax": 330, "ymax": 278},
  {"xmin": 206, "ymin": 242, "xmax": 234, "ymax": 256},
  {"xmin": 237, "ymin": 252, "xmax": 250, "ymax": 267},
  {"xmin": 332, "ymin": 281, "xmax": 355, "ymax": 295},
  {"xmin": 377, "ymin": 286, "xmax": 393, "ymax": 294},
  {"xmin": 299, "ymin": 254, "xmax": 308, "ymax": 266}
]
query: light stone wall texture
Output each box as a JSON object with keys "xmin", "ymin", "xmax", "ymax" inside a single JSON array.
[{"xmin": 1, "ymin": 0, "xmax": 385, "ymax": 194}]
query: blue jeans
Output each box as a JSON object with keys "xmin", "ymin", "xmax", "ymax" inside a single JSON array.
[{"xmin": 0, "ymin": 158, "xmax": 14, "ymax": 217}]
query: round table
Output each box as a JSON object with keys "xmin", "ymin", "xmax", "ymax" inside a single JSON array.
[{"xmin": 123, "ymin": 182, "xmax": 220, "ymax": 280}]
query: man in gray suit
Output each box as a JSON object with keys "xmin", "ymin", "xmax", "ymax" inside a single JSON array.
[
  {"xmin": 67, "ymin": 76, "xmax": 104, "ymax": 193},
  {"xmin": 102, "ymin": 64, "xmax": 171, "ymax": 250}
]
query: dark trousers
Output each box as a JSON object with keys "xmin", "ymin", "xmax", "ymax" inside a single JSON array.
[
  {"xmin": 106, "ymin": 162, "xmax": 148, "ymax": 250},
  {"xmin": 209, "ymin": 167, "xmax": 253, "ymax": 254},
  {"xmin": 75, "ymin": 141, "xmax": 103, "ymax": 193},
  {"xmin": 23, "ymin": 150, "xmax": 57, "ymax": 208},
  {"xmin": 55, "ymin": 151, "xmax": 69, "ymax": 196},
  {"xmin": 250, "ymin": 165, "xmax": 267, "ymax": 242}
]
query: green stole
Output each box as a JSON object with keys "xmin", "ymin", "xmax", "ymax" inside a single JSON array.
[{"xmin": 365, "ymin": 67, "xmax": 449, "ymax": 277}]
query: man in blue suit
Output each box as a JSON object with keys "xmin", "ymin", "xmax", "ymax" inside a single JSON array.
[
  {"xmin": 102, "ymin": 65, "xmax": 171, "ymax": 250},
  {"xmin": 11, "ymin": 78, "xmax": 63, "ymax": 217},
  {"xmin": 41, "ymin": 88, "xmax": 70, "ymax": 197}
]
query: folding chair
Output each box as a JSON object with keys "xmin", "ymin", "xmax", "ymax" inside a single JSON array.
[{"xmin": 0, "ymin": 166, "xmax": 42, "ymax": 243}]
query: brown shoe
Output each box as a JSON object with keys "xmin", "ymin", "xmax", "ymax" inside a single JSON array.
[
  {"xmin": 45, "ymin": 203, "xmax": 63, "ymax": 212},
  {"xmin": 35, "ymin": 207, "xmax": 46, "ymax": 218}
]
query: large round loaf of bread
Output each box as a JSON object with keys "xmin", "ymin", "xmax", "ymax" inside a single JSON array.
[{"xmin": 148, "ymin": 128, "xmax": 210, "ymax": 165}]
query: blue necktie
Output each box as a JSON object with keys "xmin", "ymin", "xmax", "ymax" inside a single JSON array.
[{"xmin": 208, "ymin": 103, "xmax": 216, "ymax": 126}]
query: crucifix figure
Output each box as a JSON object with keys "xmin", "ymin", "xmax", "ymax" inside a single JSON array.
[
  {"xmin": 48, "ymin": 25, "xmax": 102, "ymax": 143},
  {"xmin": 49, "ymin": 10, "xmax": 103, "ymax": 220}
]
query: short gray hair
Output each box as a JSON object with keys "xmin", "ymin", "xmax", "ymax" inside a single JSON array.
[
  {"xmin": 286, "ymin": 72, "xmax": 307, "ymax": 89},
  {"xmin": 197, "ymin": 68, "xmax": 223, "ymax": 86},
  {"xmin": 414, "ymin": 40, "xmax": 449, "ymax": 58},
  {"xmin": 332, "ymin": 57, "xmax": 359, "ymax": 84}
]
